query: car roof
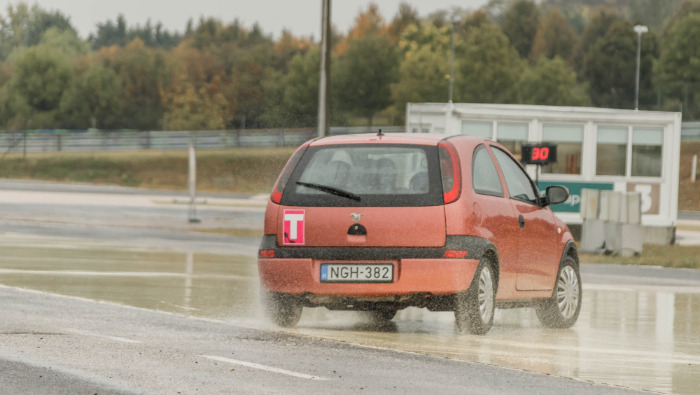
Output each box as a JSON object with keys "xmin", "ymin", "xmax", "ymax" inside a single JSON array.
[{"xmin": 309, "ymin": 133, "xmax": 492, "ymax": 147}]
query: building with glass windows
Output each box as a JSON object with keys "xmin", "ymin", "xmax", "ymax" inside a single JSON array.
[{"xmin": 406, "ymin": 103, "xmax": 682, "ymax": 244}]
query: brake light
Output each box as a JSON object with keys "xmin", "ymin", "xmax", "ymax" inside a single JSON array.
[
  {"xmin": 444, "ymin": 250, "xmax": 468, "ymax": 258},
  {"xmin": 438, "ymin": 141, "xmax": 461, "ymax": 204},
  {"xmin": 259, "ymin": 249, "xmax": 275, "ymax": 258},
  {"xmin": 271, "ymin": 144, "xmax": 308, "ymax": 204}
]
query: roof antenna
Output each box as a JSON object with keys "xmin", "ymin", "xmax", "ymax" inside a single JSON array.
[{"xmin": 377, "ymin": 128, "xmax": 384, "ymax": 137}]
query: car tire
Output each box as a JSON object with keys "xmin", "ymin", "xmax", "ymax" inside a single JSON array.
[
  {"xmin": 536, "ymin": 256, "xmax": 581, "ymax": 328},
  {"xmin": 261, "ymin": 291, "xmax": 302, "ymax": 328},
  {"xmin": 368, "ymin": 308, "xmax": 397, "ymax": 322},
  {"xmin": 454, "ymin": 257, "xmax": 496, "ymax": 335}
]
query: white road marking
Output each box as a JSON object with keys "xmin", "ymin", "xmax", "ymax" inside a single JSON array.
[
  {"xmin": 202, "ymin": 355, "xmax": 330, "ymax": 381},
  {"xmin": 64, "ymin": 328, "xmax": 142, "ymax": 344},
  {"xmin": 0, "ymin": 269, "xmax": 250, "ymax": 279}
]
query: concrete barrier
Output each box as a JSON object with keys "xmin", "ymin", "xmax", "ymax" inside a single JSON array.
[{"xmin": 580, "ymin": 188, "xmax": 643, "ymax": 256}]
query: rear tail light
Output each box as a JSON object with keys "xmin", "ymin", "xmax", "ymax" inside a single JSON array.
[
  {"xmin": 271, "ymin": 144, "xmax": 309, "ymax": 204},
  {"xmin": 444, "ymin": 250, "xmax": 468, "ymax": 258},
  {"xmin": 259, "ymin": 250, "xmax": 275, "ymax": 258},
  {"xmin": 438, "ymin": 141, "xmax": 461, "ymax": 204}
]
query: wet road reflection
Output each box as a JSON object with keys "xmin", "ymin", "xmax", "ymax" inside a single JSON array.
[
  {"xmin": 0, "ymin": 233, "xmax": 698, "ymax": 394},
  {"xmin": 0, "ymin": 234, "xmax": 259, "ymax": 321}
]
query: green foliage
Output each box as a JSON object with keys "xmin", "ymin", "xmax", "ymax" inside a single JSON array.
[
  {"xmin": 39, "ymin": 27, "xmax": 90, "ymax": 56},
  {"xmin": 583, "ymin": 20, "xmax": 659, "ymax": 109},
  {"xmin": 90, "ymin": 15, "xmax": 182, "ymax": 50},
  {"xmin": 334, "ymin": 34, "xmax": 399, "ymax": 126},
  {"xmin": 59, "ymin": 64, "xmax": 123, "ymax": 129},
  {"xmin": 392, "ymin": 44, "xmax": 450, "ymax": 112},
  {"xmin": 454, "ymin": 23, "xmax": 523, "ymax": 103},
  {"xmin": 2, "ymin": 0, "xmax": 700, "ymax": 131},
  {"xmin": 0, "ymin": 2, "xmax": 76, "ymax": 60},
  {"xmin": 657, "ymin": 13, "xmax": 700, "ymax": 84},
  {"xmin": 276, "ymin": 46, "xmax": 320, "ymax": 127},
  {"xmin": 530, "ymin": 6, "xmax": 578, "ymax": 63},
  {"xmin": 502, "ymin": 0, "xmax": 540, "ymax": 58},
  {"xmin": 2, "ymin": 45, "xmax": 74, "ymax": 128},
  {"xmin": 517, "ymin": 56, "xmax": 590, "ymax": 106}
]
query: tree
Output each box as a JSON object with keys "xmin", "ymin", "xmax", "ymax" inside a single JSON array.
[
  {"xmin": 391, "ymin": 22, "xmax": 451, "ymax": 113},
  {"xmin": 574, "ymin": 7, "xmax": 624, "ymax": 76},
  {"xmin": 271, "ymin": 30, "xmax": 313, "ymax": 72},
  {"xmin": 584, "ymin": 20, "xmax": 658, "ymax": 109},
  {"xmin": 182, "ymin": 18, "xmax": 276, "ymax": 129},
  {"xmin": 386, "ymin": 2, "xmax": 420, "ymax": 42},
  {"xmin": 95, "ymin": 39, "xmax": 170, "ymax": 130},
  {"xmin": 1, "ymin": 45, "xmax": 74, "ymax": 128},
  {"xmin": 59, "ymin": 63, "xmax": 123, "ymax": 129},
  {"xmin": 335, "ymin": 4, "xmax": 387, "ymax": 55},
  {"xmin": 530, "ymin": 6, "xmax": 578, "ymax": 63},
  {"xmin": 628, "ymin": 0, "xmax": 679, "ymax": 31},
  {"xmin": 262, "ymin": 46, "xmax": 321, "ymax": 128},
  {"xmin": 0, "ymin": 2, "xmax": 77, "ymax": 60},
  {"xmin": 454, "ymin": 23, "xmax": 524, "ymax": 103},
  {"xmin": 39, "ymin": 27, "xmax": 90, "ymax": 57},
  {"xmin": 656, "ymin": 12, "xmax": 700, "ymax": 116},
  {"xmin": 516, "ymin": 56, "xmax": 590, "ymax": 106},
  {"xmin": 90, "ymin": 15, "xmax": 128, "ymax": 49},
  {"xmin": 502, "ymin": 0, "xmax": 540, "ymax": 59},
  {"xmin": 89, "ymin": 15, "xmax": 181, "ymax": 50},
  {"xmin": 334, "ymin": 34, "xmax": 399, "ymax": 126}
]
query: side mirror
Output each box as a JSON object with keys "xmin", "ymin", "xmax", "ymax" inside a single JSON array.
[{"xmin": 544, "ymin": 186, "xmax": 569, "ymax": 206}]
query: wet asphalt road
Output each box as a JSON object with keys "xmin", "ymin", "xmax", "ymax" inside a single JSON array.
[{"xmin": 0, "ymin": 180, "xmax": 697, "ymax": 394}]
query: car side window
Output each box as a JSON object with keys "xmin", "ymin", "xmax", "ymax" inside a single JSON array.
[
  {"xmin": 492, "ymin": 147, "xmax": 539, "ymax": 204},
  {"xmin": 472, "ymin": 145, "xmax": 504, "ymax": 197}
]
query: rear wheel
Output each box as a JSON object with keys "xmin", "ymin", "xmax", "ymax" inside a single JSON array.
[
  {"xmin": 368, "ymin": 308, "xmax": 397, "ymax": 322},
  {"xmin": 261, "ymin": 291, "xmax": 302, "ymax": 328},
  {"xmin": 536, "ymin": 256, "xmax": 581, "ymax": 328},
  {"xmin": 454, "ymin": 258, "xmax": 496, "ymax": 335}
]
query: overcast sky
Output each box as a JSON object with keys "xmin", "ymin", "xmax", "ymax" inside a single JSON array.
[{"xmin": 11, "ymin": 0, "xmax": 489, "ymax": 40}]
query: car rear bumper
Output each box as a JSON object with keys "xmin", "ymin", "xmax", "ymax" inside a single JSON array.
[{"xmin": 258, "ymin": 257, "xmax": 480, "ymax": 297}]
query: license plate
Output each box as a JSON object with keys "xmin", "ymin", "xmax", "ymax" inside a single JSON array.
[{"xmin": 320, "ymin": 264, "xmax": 393, "ymax": 283}]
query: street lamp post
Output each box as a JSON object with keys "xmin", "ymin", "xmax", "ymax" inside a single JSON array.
[
  {"xmin": 634, "ymin": 25, "xmax": 648, "ymax": 111},
  {"xmin": 448, "ymin": 19, "xmax": 459, "ymax": 103}
]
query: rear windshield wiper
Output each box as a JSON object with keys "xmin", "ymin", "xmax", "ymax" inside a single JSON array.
[{"xmin": 296, "ymin": 181, "xmax": 361, "ymax": 201}]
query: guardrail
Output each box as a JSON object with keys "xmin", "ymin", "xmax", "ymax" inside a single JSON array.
[
  {"xmin": 681, "ymin": 121, "xmax": 700, "ymax": 140},
  {"xmin": 0, "ymin": 126, "xmax": 405, "ymax": 155}
]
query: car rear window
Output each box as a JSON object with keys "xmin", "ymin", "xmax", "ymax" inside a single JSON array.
[{"xmin": 280, "ymin": 144, "xmax": 444, "ymax": 207}]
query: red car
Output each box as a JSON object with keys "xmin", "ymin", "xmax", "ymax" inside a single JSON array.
[{"xmin": 258, "ymin": 132, "xmax": 580, "ymax": 334}]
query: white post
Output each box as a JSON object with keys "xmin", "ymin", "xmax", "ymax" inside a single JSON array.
[
  {"xmin": 188, "ymin": 135, "xmax": 200, "ymax": 223},
  {"xmin": 317, "ymin": 0, "xmax": 331, "ymax": 137},
  {"xmin": 692, "ymin": 154, "xmax": 697, "ymax": 182}
]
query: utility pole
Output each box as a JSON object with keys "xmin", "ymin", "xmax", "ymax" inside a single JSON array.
[
  {"xmin": 634, "ymin": 25, "xmax": 648, "ymax": 111},
  {"xmin": 318, "ymin": 0, "xmax": 331, "ymax": 137},
  {"xmin": 449, "ymin": 19, "xmax": 458, "ymax": 103}
]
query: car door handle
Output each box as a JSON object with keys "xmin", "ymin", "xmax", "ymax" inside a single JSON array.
[{"xmin": 518, "ymin": 215, "xmax": 525, "ymax": 229}]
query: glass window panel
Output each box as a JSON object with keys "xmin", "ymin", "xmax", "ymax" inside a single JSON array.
[
  {"xmin": 541, "ymin": 124, "xmax": 583, "ymax": 174},
  {"xmin": 472, "ymin": 146, "xmax": 503, "ymax": 197},
  {"xmin": 492, "ymin": 148, "xmax": 538, "ymax": 204},
  {"xmin": 633, "ymin": 128, "xmax": 663, "ymax": 145},
  {"xmin": 631, "ymin": 128, "xmax": 663, "ymax": 177},
  {"xmin": 461, "ymin": 121, "xmax": 492, "ymax": 138},
  {"xmin": 596, "ymin": 127, "xmax": 627, "ymax": 176},
  {"xmin": 497, "ymin": 122, "xmax": 528, "ymax": 160},
  {"xmin": 597, "ymin": 127, "xmax": 627, "ymax": 144},
  {"xmin": 542, "ymin": 124, "xmax": 583, "ymax": 142},
  {"xmin": 497, "ymin": 123, "xmax": 528, "ymax": 140}
]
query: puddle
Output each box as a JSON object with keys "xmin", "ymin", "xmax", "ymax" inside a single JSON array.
[
  {"xmin": 0, "ymin": 234, "xmax": 260, "ymax": 319},
  {"xmin": 0, "ymin": 233, "xmax": 698, "ymax": 394}
]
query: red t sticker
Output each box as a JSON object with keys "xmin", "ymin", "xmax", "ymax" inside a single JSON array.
[{"xmin": 283, "ymin": 209, "xmax": 305, "ymax": 245}]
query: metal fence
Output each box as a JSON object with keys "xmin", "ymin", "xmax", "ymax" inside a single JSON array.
[
  {"xmin": 682, "ymin": 122, "xmax": 700, "ymax": 140},
  {"xmin": 0, "ymin": 126, "xmax": 405, "ymax": 155}
]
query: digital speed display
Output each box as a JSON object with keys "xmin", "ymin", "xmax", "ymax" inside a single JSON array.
[{"xmin": 522, "ymin": 144, "xmax": 557, "ymax": 165}]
